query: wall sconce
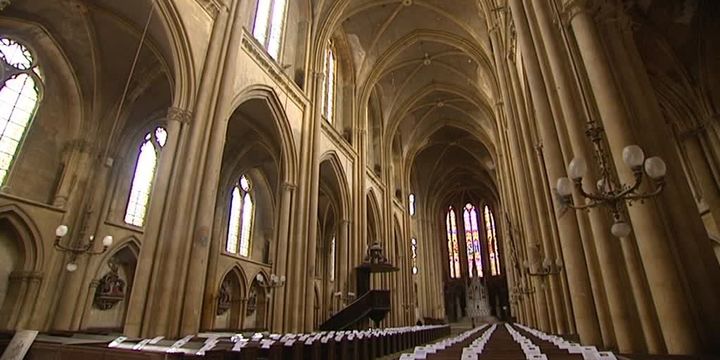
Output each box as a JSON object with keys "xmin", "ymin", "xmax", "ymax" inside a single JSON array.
[
  {"xmin": 333, "ymin": 291, "xmax": 356, "ymax": 303},
  {"xmin": 556, "ymin": 121, "xmax": 666, "ymax": 238},
  {"xmin": 255, "ymin": 273, "xmax": 286, "ymax": 289},
  {"xmin": 54, "ymin": 225, "xmax": 113, "ymax": 272},
  {"xmin": 523, "ymin": 257, "xmax": 563, "ymax": 277}
]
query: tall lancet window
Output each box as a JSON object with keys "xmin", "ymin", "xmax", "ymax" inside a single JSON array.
[
  {"xmin": 408, "ymin": 194, "xmax": 416, "ymax": 216},
  {"xmin": 329, "ymin": 235, "xmax": 336, "ymax": 282},
  {"xmin": 321, "ymin": 43, "xmax": 337, "ymax": 123},
  {"xmin": 0, "ymin": 37, "xmax": 42, "ymax": 186},
  {"xmin": 445, "ymin": 206, "xmax": 461, "ymax": 279},
  {"xmin": 484, "ymin": 205, "xmax": 501, "ymax": 275},
  {"xmin": 411, "ymin": 237, "xmax": 418, "ymax": 274},
  {"xmin": 125, "ymin": 127, "xmax": 167, "ymax": 227},
  {"xmin": 226, "ymin": 175, "xmax": 254, "ymax": 256},
  {"xmin": 252, "ymin": 0, "xmax": 288, "ymax": 60},
  {"xmin": 463, "ymin": 203, "xmax": 484, "ymax": 277}
]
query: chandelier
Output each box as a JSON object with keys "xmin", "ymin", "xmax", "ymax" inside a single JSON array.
[
  {"xmin": 255, "ymin": 273, "xmax": 286, "ymax": 289},
  {"xmin": 54, "ymin": 225, "xmax": 113, "ymax": 272},
  {"xmin": 555, "ymin": 121, "xmax": 667, "ymax": 238}
]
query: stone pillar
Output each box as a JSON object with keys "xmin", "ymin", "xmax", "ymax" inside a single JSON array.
[
  {"xmin": 508, "ymin": 0, "xmax": 602, "ymax": 345},
  {"xmin": 128, "ymin": 2, "xmax": 229, "ymax": 337},
  {"xmin": 530, "ymin": 0, "xmax": 644, "ymax": 351},
  {"xmin": 270, "ymin": 182, "xmax": 295, "ymax": 331},
  {"xmin": 563, "ymin": 1, "xmax": 700, "ymax": 353}
]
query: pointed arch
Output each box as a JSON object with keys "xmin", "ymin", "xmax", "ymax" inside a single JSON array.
[
  {"xmin": 319, "ymin": 151, "xmax": 351, "ymax": 220},
  {"xmin": 365, "ymin": 189, "xmax": 381, "ymax": 244},
  {"xmin": 0, "ymin": 204, "xmax": 44, "ymax": 272},
  {"xmin": 228, "ymin": 85, "xmax": 299, "ymax": 184}
]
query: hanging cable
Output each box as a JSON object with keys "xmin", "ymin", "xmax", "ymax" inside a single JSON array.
[{"xmin": 102, "ymin": 0, "xmax": 157, "ymax": 163}]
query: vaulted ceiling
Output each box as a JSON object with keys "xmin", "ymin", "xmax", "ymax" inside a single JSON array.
[{"xmin": 315, "ymin": 0, "xmax": 502, "ymax": 210}]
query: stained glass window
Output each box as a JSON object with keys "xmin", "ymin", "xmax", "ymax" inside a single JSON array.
[
  {"xmin": 463, "ymin": 203, "xmax": 484, "ymax": 277},
  {"xmin": 484, "ymin": 205, "xmax": 501, "ymax": 276},
  {"xmin": 125, "ymin": 127, "xmax": 167, "ymax": 227},
  {"xmin": 252, "ymin": 0, "xmax": 288, "ymax": 60},
  {"xmin": 322, "ymin": 44, "xmax": 337, "ymax": 123},
  {"xmin": 0, "ymin": 37, "xmax": 42, "ymax": 186},
  {"xmin": 408, "ymin": 194, "xmax": 415, "ymax": 216},
  {"xmin": 446, "ymin": 206, "xmax": 461, "ymax": 279},
  {"xmin": 411, "ymin": 237, "xmax": 418, "ymax": 274},
  {"xmin": 226, "ymin": 175, "xmax": 254, "ymax": 256}
]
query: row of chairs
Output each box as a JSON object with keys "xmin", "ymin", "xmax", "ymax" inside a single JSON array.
[
  {"xmin": 0, "ymin": 325, "xmax": 451, "ymax": 360},
  {"xmin": 505, "ymin": 323, "xmax": 549, "ymax": 360},
  {"xmin": 460, "ymin": 324, "xmax": 499, "ymax": 358},
  {"xmin": 514, "ymin": 323, "xmax": 618, "ymax": 360},
  {"xmin": 398, "ymin": 325, "xmax": 489, "ymax": 359}
]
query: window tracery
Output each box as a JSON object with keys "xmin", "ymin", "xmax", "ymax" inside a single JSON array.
[
  {"xmin": 125, "ymin": 127, "xmax": 167, "ymax": 227},
  {"xmin": 463, "ymin": 203, "xmax": 484, "ymax": 278},
  {"xmin": 226, "ymin": 175, "xmax": 254, "ymax": 256},
  {"xmin": 252, "ymin": 0, "xmax": 288, "ymax": 60},
  {"xmin": 0, "ymin": 37, "xmax": 42, "ymax": 186},
  {"xmin": 446, "ymin": 206, "xmax": 460, "ymax": 279}
]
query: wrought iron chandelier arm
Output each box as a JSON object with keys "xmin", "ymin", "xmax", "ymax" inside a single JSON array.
[
  {"xmin": 53, "ymin": 238, "xmax": 91, "ymax": 255},
  {"xmin": 613, "ymin": 170, "xmax": 644, "ymax": 199},
  {"xmin": 624, "ymin": 181, "xmax": 665, "ymax": 201}
]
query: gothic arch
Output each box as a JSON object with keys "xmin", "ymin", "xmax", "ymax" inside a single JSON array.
[
  {"xmin": 0, "ymin": 205, "xmax": 44, "ymax": 273},
  {"xmin": 228, "ymin": 85, "xmax": 299, "ymax": 184},
  {"xmin": 366, "ymin": 189, "xmax": 381, "ymax": 245},
  {"xmin": 319, "ymin": 151, "xmax": 351, "ymax": 220}
]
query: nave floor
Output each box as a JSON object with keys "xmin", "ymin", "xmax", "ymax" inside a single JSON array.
[{"xmin": 392, "ymin": 322, "xmax": 720, "ymax": 360}]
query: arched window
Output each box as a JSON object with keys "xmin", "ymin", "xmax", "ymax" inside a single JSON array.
[
  {"xmin": 408, "ymin": 193, "xmax": 416, "ymax": 216},
  {"xmin": 124, "ymin": 127, "xmax": 167, "ymax": 227},
  {"xmin": 463, "ymin": 203, "xmax": 483, "ymax": 278},
  {"xmin": 411, "ymin": 237, "xmax": 418, "ymax": 275},
  {"xmin": 445, "ymin": 206, "xmax": 460, "ymax": 279},
  {"xmin": 484, "ymin": 205, "xmax": 501, "ymax": 276},
  {"xmin": 0, "ymin": 37, "xmax": 42, "ymax": 186},
  {"xmin": 226, "ymin": 175, "xmax": 254, "ymax": 256},
  {"xmin": 321, "ymin": 44, "xmax": 337, "ymax": 123},
  {"xmin": 252, "ymin": 0, "xmax": 288, "ymax": 60}
]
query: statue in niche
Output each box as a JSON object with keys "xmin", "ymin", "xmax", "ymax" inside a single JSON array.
[
  {"xmin": 93, "ymin": 260, "xmax": 126, "ymax": 311},
  {"xmin": 216, "ymin": 279, "xmax": 232, "ymax": 316},
  {"xmin": 246, "ymin": 288, "xmax": 257, "ymax": 316}
]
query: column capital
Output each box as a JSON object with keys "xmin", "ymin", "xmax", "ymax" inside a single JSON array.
[
  {"xmin": 282, "ymin": 181, "xmax": 296, "ymax": 191},
  {"xmin": 560, "ymin": 0, "xmax": 591, "ymax": 26},
  {"xmin": 167, "ymin": 107, "xmax": 192, "ymax": 124}
]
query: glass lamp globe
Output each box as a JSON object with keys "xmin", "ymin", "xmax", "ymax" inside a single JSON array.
[
  {"xmin": 644, "ymin": 156, "xmax": 667, "ymax": 179},
  {"xmin": 102, "ymin": 235, "xmax": 114, "ymax": 247},
  {"xmin": 55, "ymin": 225, "xmax": 69, "ymax": 237},
  {"xmin": 256, "ymin": 273, "xmax": 264, "ymax": 282},
  {"xmin": 623, "ymin": 145, "xmax": 645, "ymax": 168},
  {"xmin": 611, "ymin": 221, "xmax": 632, "ymax": 238},
  {"xmin": 556, "ymin": 177, "xmax": 573, "ymax": 197},
  {"xmin": 568, "ymin": 158, "xmax": 587, "ymax": 180},
  {"xmin": 66, "ymin": 262, "xmax": 78, "ymax": 272}
]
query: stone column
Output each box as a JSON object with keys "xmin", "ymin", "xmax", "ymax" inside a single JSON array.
[
  {"xmin": 508, "ymin": 0, "xmax": 602, "ymax": 345},
  {"xmin": 178, "ymin": 0, "xmax": 245, "ymax": 336},
  {"xmin": 563, "ymin": 1, "xmax": 700, "ymax": 353},
  {"xmin": 270, "ymin": 182, "xmax": 295, "ymax": 331},
  {"xmin": 530, "ymin": 0, "xmax": 644, "ymax": 351}
]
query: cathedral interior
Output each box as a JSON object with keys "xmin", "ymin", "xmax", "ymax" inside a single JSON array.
[{"xmin": 0, "ymin": 0, "xmax": 719, "ymax": 358}]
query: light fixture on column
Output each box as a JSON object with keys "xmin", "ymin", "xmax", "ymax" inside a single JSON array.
[
  {"xmin": 54, "ymin": 225, "xmax": 113, "ymax": 272},
  {"xmin": 333, "ymin": 291, "xmax": 356, "ymax": 303},
  {"xmin": 556, "ymin": 121, "xmax": 667, "ymax": 238},
  {"xmin": 523, "ymin": 257, "xmax": 563, "ymax": 277},
  {"xmin": 255, "ymin": 273, "xmax": 286, "ymax": 289}
]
